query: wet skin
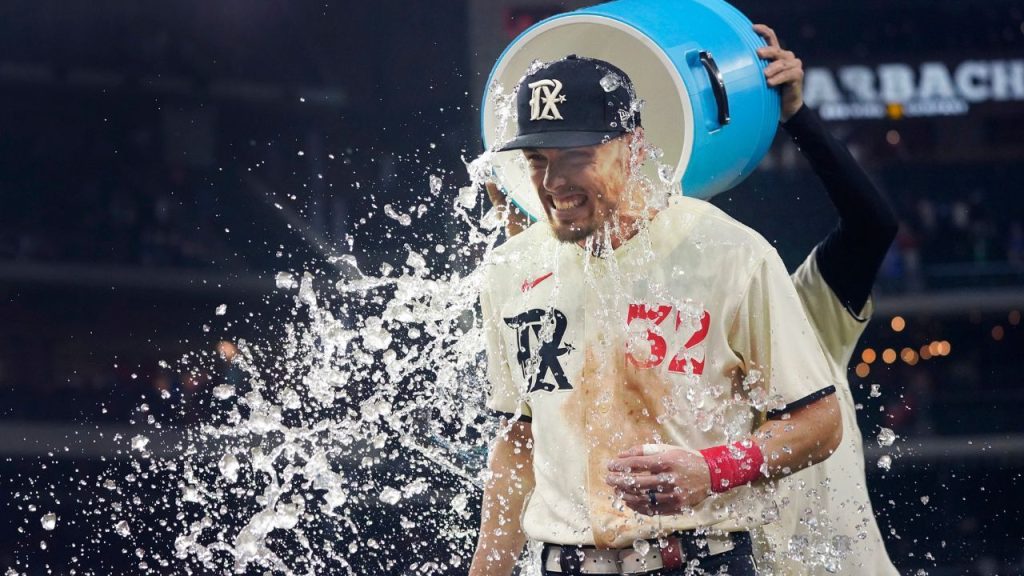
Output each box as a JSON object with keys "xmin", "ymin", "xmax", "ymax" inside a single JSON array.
[{"xmin": 523, "ymin": 133, "xmax": 648, "ymax": 249}]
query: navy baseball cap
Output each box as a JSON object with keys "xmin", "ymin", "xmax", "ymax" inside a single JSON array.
[{"xmin": 497, "ymin": 55, "xmax": 642, "ymax": 152}]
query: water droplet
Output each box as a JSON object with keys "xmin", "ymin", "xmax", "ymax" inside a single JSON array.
[
  {"xmin": 869, "ymin": 384, "xmax": 881, "ymax": 398},
  {"xmin": 600, "ymin": 73, "xmax": 622, "ymax": 92},
  {"xmin": 182, "ymin": 485, "xmax": 201, "ymax": 503},
  {"xmin": 657, "ymin": 164, "xmax": 675, "ymax": 184},
  {"xmin": 877, "ymin": 455, "xmax": 892, "ymax": 471},
  {"xmin": 275, "ymin": 271, "xmax": 297, "ymax": 290},
  {"xmin": 114, "ymin": 520, "xmax": 131, "ymax": 538},
  {"xmin": 694, "ymin": 409, "xmax": 716, "ymax": 432},
  {"xmin": 920, "ymin": 495, "xmax": 930, "ymax": 505},
  {"xmin": 361, "ymin": 317, "xmax": 392, "ymax": 351},
  {"xmin": 632, "ymin": 539, "xmax": 650, "ymax": 556},
  {"xmin": 378, "ymin": 487, "xmax": 402, "ymax": 505},
  {"xmin": 525, "ymin": 59, "xmax": 546, "ymax": 75},
  {"xmin": 215, "ymin": 304, "xmax": 227, "ymax": 316},
  {"xmin": 212, "ymin": 385, "xmax": 235, "ymax": 400},
  {"xmin": 40, "ymin": 513, "xmax": 57, "ymax": 531},
  {"xmin": 876, "ymin": 427, "xmax": 897, "ymax": 447},
  {"xmin": 219, "ymin": 453, "xmax": 240, "ymax": 484},
  {"xmin": 429, "ymin": 174, "xmax": 443, "ymax": 196},
  {"xmin": 384, "ymin": 204, "xmax": 412, "ymax": 226},
  {"xmin": 456, "ymin": 186, "xmax": 477, "ymax": 209},
  {"xmin": 130, "ymin": 435, "xmax": 149, "ymax": 452}
]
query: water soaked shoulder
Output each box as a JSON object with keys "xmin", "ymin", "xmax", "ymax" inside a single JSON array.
[{"xmin": 658, "ymin": 196, "xmax": 775, "ymax": 260}]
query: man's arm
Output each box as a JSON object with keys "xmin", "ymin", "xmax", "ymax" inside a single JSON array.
[
  {"xmin": 784, "ymin": 106, "xmax": 898, "ymax": 314},
  {"xmin": 756, "ymin": 392, "xmax": 843, "ymax": 474},
  {"xmin": 469, "ymin": 419, "xmax": 535, "ymax": 576},
  {"xmin": 755, "ymin": 23, "xmax": 898, "ymax": 314},
  {"xmin": 608, "ymin": 233, "xmax": 843, "ymax": 513},
  {"xmin": 605, "ymin": 393, "xmax": 841, "ymax": 512}
]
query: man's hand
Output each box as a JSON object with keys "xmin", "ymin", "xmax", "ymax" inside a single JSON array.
[
  {"xmin": 484, "ymin": 182, "xmax": 530, "ymax": 237},
  {"xmin": 753, "ymin": 24, "xmax": 804, "ymax": 122},
  {"xmin": 605, "ymin": 445, "xmax": 712, "ymax": 515}
]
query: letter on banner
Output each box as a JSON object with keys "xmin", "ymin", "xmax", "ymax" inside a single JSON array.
[
  {"xmin": 955, "ymin": 61, "xmax": 990, "ymax": 102},
  {"xmin": 839, "ymin": 66, "xmax": 878, "ymax": 101},
  {"xmin": 917, "ymin": 62, "xmax": 957, "ymax": 100},
  {"xmin": 878, "ymin": 64, "xmax": 916, "ymax": 103},
  {"xmin": 803, "ymin": 68, "xmax": 842, "ymax": 108},
  {"xmin": 990, "ymin": 60, "xmax": 1024, "ymax": 100}
]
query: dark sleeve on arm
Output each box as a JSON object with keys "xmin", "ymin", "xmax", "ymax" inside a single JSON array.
[
  {"xmin": 782, "ymin": 105, "xmax": 899, "ymax": 314},
  {"xmin": 766, "ymin": 385, "xmax": 836, "ymax": 420}
]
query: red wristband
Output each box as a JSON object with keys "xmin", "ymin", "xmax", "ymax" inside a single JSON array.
[{"xmin": 699, "ymin": 440, "xmax": 765, "ymax": 493}]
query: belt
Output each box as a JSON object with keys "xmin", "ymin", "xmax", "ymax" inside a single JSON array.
[{"xmin": 542, "ymin": 531, "xmax": 749, "ymax": 575}]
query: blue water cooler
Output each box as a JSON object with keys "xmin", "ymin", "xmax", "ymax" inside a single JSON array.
[{"xmin": 481, "ymin": 0, "xmax": 780, "ymax": 221}]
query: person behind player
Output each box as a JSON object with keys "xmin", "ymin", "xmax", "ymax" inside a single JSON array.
[
  {"xmin": 469, "ymin": 39, "xmax": 844, "ymax": 576},
  {"xmin": 479, "ymin": 24, "xmax": 901, "ymax": 576},
  {"xmin": 748, "ymin": 26, "xmax": 901, "ymax": 576}
]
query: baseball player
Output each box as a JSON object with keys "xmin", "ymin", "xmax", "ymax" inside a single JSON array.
[
  {"xmin": 476, "ymin": 25, "xmax": 901, "ymax": 576},
  {"xmin": 469, "ymin": 42, "xmax": 844, "ymax": 576},
  {"xmin": 749, "ymin": 26, "xmax": 901, "ymax": 576}
]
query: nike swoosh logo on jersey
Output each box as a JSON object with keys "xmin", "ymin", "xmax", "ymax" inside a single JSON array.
[{"xmin": 521, "ymin": 272, "xmax": 553, "ymax": 293}]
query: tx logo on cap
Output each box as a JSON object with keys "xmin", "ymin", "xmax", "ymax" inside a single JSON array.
[{"xmin": 528, "ymin": 79, "xmax": 566, "ymax": 121}]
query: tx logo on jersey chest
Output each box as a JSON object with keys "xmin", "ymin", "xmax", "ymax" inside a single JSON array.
[{"xmin": 504, "ymin": 308, "xmax": 574, "ymax": 393}]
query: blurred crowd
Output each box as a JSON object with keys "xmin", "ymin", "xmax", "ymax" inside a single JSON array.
[{"xmin": 881, "ymin": 184, "xmax": 1024, "ymax": 293}]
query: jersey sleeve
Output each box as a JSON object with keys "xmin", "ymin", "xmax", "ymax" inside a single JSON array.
[
  {"xmin": 729, "ymin": 249, "xmax": 838, "ymax": 419},
  {"xmin": 480, "ymin": 277, "xmax": 533, "ymax": 422},
  {"xmin": 790, "ymin": 246, "xmax": 872, "ymax": 373}
]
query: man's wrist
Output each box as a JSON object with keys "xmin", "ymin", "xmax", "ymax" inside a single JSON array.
[
  {"xmin": 781, "ymin": 102, "xmax": 810, "ymax": 127},
  {"xmin": 699, "ymin": 440, "xmax": 765, "ymax": 493}
]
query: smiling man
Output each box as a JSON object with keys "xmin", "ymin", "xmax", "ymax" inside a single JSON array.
[{"xmin": 470, "ymin": 48, "xmax": 843, "ymax": 576}]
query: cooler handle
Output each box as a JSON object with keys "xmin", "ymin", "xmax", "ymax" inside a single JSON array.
[{"xmin": 699, "ymin": 50, "xmax": 730, "ymax": 126}]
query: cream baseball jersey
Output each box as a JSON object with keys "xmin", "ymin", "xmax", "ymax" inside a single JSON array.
[
  {"xmin": 480, "ymin": 196, "xmax": 838, "ymax": 548},
  {"xmin": 757, "ymin": 249, "xmax": 899, "ymax": 575}
]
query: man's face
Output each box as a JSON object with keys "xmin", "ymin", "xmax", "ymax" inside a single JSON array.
[{"xmin": 523, "ymin": 136, "xmax": 633, "ymax": 243}]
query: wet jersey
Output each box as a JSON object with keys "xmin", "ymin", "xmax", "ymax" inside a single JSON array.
[
  {"xmin": 481, "ymin": 196, "xmax": 838, "ymax": 548},
  {"xmin": 757, "ymin": 249, "xmax": 899, "ymax": 575}
]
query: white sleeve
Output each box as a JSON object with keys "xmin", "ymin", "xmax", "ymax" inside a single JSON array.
[
  {"xmin": 480, "ymin": 279, "xmax": 532, "ymax": 421},
  {"xmin": 729, "ymin": 249, "xmax": 838, "ymax": 418},
  {"xmin": 790, "ymin": 247, "xmax": 872, "ymax": 372}
]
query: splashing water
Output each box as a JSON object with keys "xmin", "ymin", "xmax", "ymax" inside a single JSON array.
[
  {"xmin": 71, "ymin": 150, "xmax": 517, "ymax": 574},
  {"xmin": 600, "ymin": 72, "xmax": 623, "ymax": 92},
  {"xmin": 40, "ymin": 513, "xmax": 57, "ymax": 531},
  {"xmin": 383, "ymin": 203, "xmax": 413, "ymax": 226},
  {"xmin": 11, "ymin": 61, "xmax": 869, "ymax": 576},
  {"xmin": 877, "ymin": 455, "xmax": 893, "ymax": 471},
  {"xmin": 876, "ymin": 427, "xmax": 897, "ymax": 447},
  {"xmin": 130, "ymin": 435, "xmax": 149, "ymax": 452}
]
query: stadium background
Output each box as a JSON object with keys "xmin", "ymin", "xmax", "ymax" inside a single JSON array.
[{"xmin": 1, "ymin": 0, "xmax": 1022, "ymax": 574}]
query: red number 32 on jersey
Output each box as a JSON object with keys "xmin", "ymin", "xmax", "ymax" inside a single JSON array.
[{"xmin": 625, "ymin": 304, "xmax": 710, "ymax": 374}]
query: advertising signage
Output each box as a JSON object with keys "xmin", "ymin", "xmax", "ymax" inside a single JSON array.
[{"xmin": 804, "ymin": 59, "xmax": 1024, "ymax": 120}]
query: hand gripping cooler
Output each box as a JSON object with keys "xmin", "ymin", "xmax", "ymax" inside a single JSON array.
[{"xmin": 481, "ymin": 0, "xmax": 779, "ymax": 221}]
